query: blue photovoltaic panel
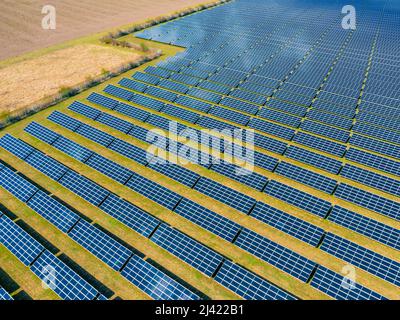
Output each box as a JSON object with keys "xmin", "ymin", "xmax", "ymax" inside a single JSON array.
[
  {"xmin": 69, "ymin": 219, "xmax": 132, "ymax": 271},
  {"xmin": 320, "ymin": 233, "xmax": 400, "ymax": 286},
  {"xmin": 175, "ymin": 95, "xmax": 212, "ymax": 113},
  {"xmin": 248, "ymin": 118, "xmax": 295, "ymax": 140},
  {"xmin": 173, "ymin": 198, "xmax": 241, "ymax": 242},
  {"xmin": 334, "ymin": 183, "xmax": 400, "ymax": 221},
  {"xmin": 85, "ymin": 153, "xmax": 133, "ymax": 185},
  {"xmin": 75, "ymin": 124, "xmax": 115, "ymax": 147},
  {"xmin": 0, "ymin": 287, "xmax": 13, "ymax": 300},
  {"xmin": 25, "ymin": 151, "xmax": 69, "ymax": 181},
  {"xmin": 146, "ymin": 114, "xmax": 187, "ymax": 132},
  {"xmin": 300, "ymin": 120, "xmax": 349, "ymax": 143},
  {"xmin": 130, "ymin": 93, "xmax": 165, "ymax": 111},
  {"xmin": 52, "ymin": 136, "xmax": 93, "ymax": 162},
  {"xmin": 96, "ymin": 112, "xmax": 134, "ymax": 134},
  {"xmin": 0, "ymin": 166, "xmax": 38, "ymax": 202},
  {"xmin": 161, "ymin": 104, "xmax": 200, "ymax": 124},
  {"xmin": 194, "ymin": 177, "xmax": 256, "ymax": 213},
  {"xmin": 158, "ymin": 79, "xmax": 189, "ymax": 94},
  {"xmin": 24, "ymin": 122, "xmax": 60, "ymax": 144},
  {"xmin": 115, "ymin": 102, "xmax": 151, "ymax": 122},
  {"xmin": 215, "ymin": 260, "xmax": 296, "ymax": 300},
  {"xmin": 187, "ymin": 87, "xmax": 222, "ymax": 103},
  {"xmin": 209, "ymin": 106, "xmax": 251, "ymax": 126},
  {"xmin": 144, "ymin": 86, "xmax": 178, "ymax": 102},
  {"xmin": 58, "ymin": 171, "xmax": 110, "ymax": 206},
  {"xmin": 328, "ymin": 206, "xmax": 400, "ymax": 250},
  {"xmin": 264, "ymin": 180, "xmax": 331, "ymax": 218},
  {"xmin": 345, "ymin": 148, "xmax": 400, "ymax": 177},
  {"xmin": 340, "ymin": 164, "xmax": 400, "ymax": 196},
  {"xmin": 87, "ymin": 93, "xmax": 118, "ymax": 110},
  {"xmin": 284, "ymin": 145, "xmax": 343, "ymax": 174},
  {"xmin": 234, "ymin": 228, "xmax": 316, "ymax": 282},
  {"xmin": 250, "ymin": 202, "xmax": 324, "ymax": 246},
  {"xmin": 293, "ymin": 132, "xmax": 347, "ymax": 157},
  {"xmin": 48, "ymin": 111, "xmax": 82, "ymax": 132},
  {"xmin": 151, "ymin": 224, "xmax": 224, "ymax": 276},
  {"xmin": 0, "ymin": 213, "xmax": 44, "ymax": 266},
  {"xmin": 27, "ymin": 190, "xmax": 80, "ymax": 233},
  {"xmin": 0, "ymin": 134, "xmax": 34, "ymax": 159},
  {"xmin": 210, "ymin": 162, "xmax": 268, "ymax": 191},
  {"xmin": 31, "ymin": 250, "xmax": 98, "ymax": 300},
  {"xmin": 219, "ymin": 97, "xmax": 260, "ymax": 115},
  {"xmin": 121, "ymin": 254, "xmax": 199, "ymax": 300},
  {"xmin": 275, "ymin": 162, "xmax": 338, "ymax": 194},
  {"xmin": 108, "ymin": 139, "xmax": 149, "ymax": 165},
  {"xmin": 119, "ymin": 78, "xmax": 148, "ymax": 92},
  {"xmin": 132, "ymin": 72, "xmax": 160, "ymax": 85},
  {"xmin": 350, "ymin": 134, "xmax": 400, "ymax": 160},
  {"xmin": 126, "ymin": 173, "xmax": 182, "ymax": 211},
  {"xmin": 69, "ymin": 101, "xmax": 101, "ymax": 120},
  {"xmin": 310, "ymin": 265, "xmax": 387, "ymax": 300},
  {"xmin": 197, "ymin": 115, "xmax": 239, "ymax": 132},
  {"xmin": 145, "ymin": 66, "xmax": 172, "ymax": 78},
  {"xmin": 104, "ymin": 84, "xmax": 134, "ymax": 101},
  {"xmin": 100, "ymin": 194, "xmax": 160, "ymax": 237},
  {"xmin": 252, "ymin": 131, "xmax": 288, "ymax": 155},
  {"xmin": 147, "ymin": 162, "xmax": 200, "ymax": 188},
  {"xmin": 257, "ymin": 107, "xmax": 302, "ymax": 128}
]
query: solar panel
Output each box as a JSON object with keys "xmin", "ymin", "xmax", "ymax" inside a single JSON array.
[
  {"xmin": 144, "ymin": 86, "xmax": 178, "ymax": 102},
  {"xmin": 301, "ymin": 120, "xmax": 350, "ymax": 143},
  {"xmin": 31, "ymin": 250, "xmax": 99, "ymax": 300},
  {"xmin": 173, "ymin": 198, "xmax": 241, "ymax": 242},
  {"xmin": 68, "ymin": 219, "xmax": 132, "ymax": 271},
  {"xmin": 310, "ymin": 265, "xmax": 387, "ymax": 300},
  {"xmin": 58, "ymin": 171, "xmax": 110, "ymax": 206},
  {"xmin": 85, "ymin": 153, "xmax": 133, "ymax": 185},
  {"xmin": 104, "ymin": 84, "xmax": 134, "ymax": 101},
  {"xmin": 350, "ymin": 134, "xmax": 400, "ymax": 160},
  {"xmin": 119, "ymin": 78, "xmax": 148, "ymax": 92},
  {"xmin": 275, "ymin": 162, "xmax": 338, "ymax": 193},
  {"xmin": 175, "ymin": 95, "xmax": 212, "ymax": 113},
  {"xmin": 193, "ymin": 177, "xmax": 256, "ymax": 213},
  {"xmin": 328, "ymin": 206, "xmax": 400, "ymax": 251},
  {"xmin": 0, "ymin": 287, "xmax": 13, "ymax": 300},
  {"xmin": 248, "ymin": 118, "xmax": 295, "ymax": 140},
  {"xmin": 132, "ymin": 72, "xmax": 160, "ymax": 85},
  {"xmin": 87, "ymin": 92, "xmax": 118, "ymax": 110},
  {"xmin": 48, "ymin": 111, "xmax": 82, "ymax": 132},
  {"xmin": 293, "ymin": 132, "xmax": 347, "ymax": 157},
  {"xmin": 345, "ymin": 148, "xmax": 400, "ymax": 177},
  {"xmin": 115, "ymin": 102, "xmax": 151, "ymax": 122},
  {"xmin": 25, "ymin": 122, "xmax": 60, "ymax": 144},
  {"xmin": 27, "ymin": 190, "xmax": 80, "ymax": 233},
  {"xmin": 125, "ymin": 173, "xmax": 182, "ymax": 211},
  {"xmin": 187, "ymin": 87, "xmax": 222, "ymax": 103},
  {"xmin": 69, "ymin": 101, "xmax": 101, "ymax": 120},
  {"xmin": 147, "ymin": 162, "xmax": 200, "ymax": 188},
  {"xmin": 234, "ymin": 228, "xmax": 316, "ymax": 282},
  {"xmin": 284, "ymin": 145, "xmax": 343, "ymax": 174},
  {"xmin": 264, "ymin": 180, "xmax": 331, "ymax": 218},
  {"xmin": 0, "ymin": 166, "xmax": 38, "ymax": 202},
  {"xmin": 250, "ymin": 202, "xmax": 324, "ymax": 246},
  {"xmin": 197, "ymin": 115, "xmax": 239, "ymax": 132},
  {"xmin": 121, "ymin": 254, "xmax": 199, "ymax": 300},
  {"xmin": 210, "ymin": 162, "xmax": 268, "ymax": 191},
  {"xmin": 151, "ymin": 224, "xmax": 224, "ymax": 276},
  {"xmin": 0, "ymin": 134, "xmax": 34, "ymax": 159},
  {"xmin": 257, "ymin": 108, "xmax": 302, "ymax": 128},
  {"xmin": 52, "ymin": 136, "xmax": 94, "ymax": 162},
  {"xmin": 214, "ymin": 260, "xmax": 296, "ymax": 300},
  {"xmin": 100, "ymin": 194, "xmax": 160, "ymax": 238},
  {"xmin": 334, "ymin": 183, "xmax": 400, "ymax": 221},
  {"xmin": 130, "ymin": 93, "xmax": 165, "ymax": 111},
  {"xmin": 340, "ymin": 164, "xmax": 400, "ymax": 196},
  {"xmin": 230, "ymin": 88, "xmax": 267, "ymax": 105},
  {"xmin": 108, "ymin": 139, "xmax": 149, "ymax": 165},
  {"xmin": 25, "ymin": 151, "xmax": 69, "ymax": 181},
  {"xmin": 320, "ymin": 233, "xmax": 400, "ymax": 286},
  {"xmin": 160, "ymin": 104, "xmax": 200, "ymax": 124},
  {"xmin": 96, "ymin": 113, "xmax": 134, "ymax": 134},
  {"xmin": 75, "ymin": 124, "xmax": 115, "ymax": 147},
  {"xmin": 209, "ymin": 106, "xmax": 251, "ymax": 126},
  {"xmin": 219, "ymin": 97, "xmax": 260, "ymax": 115},
  {"xmin": 0, "ymin": 213, "xmax": 44, "ymax": 266},
  {"xmin": 158, "ymin": 79, "xmax": 189, "ymax": 94}
]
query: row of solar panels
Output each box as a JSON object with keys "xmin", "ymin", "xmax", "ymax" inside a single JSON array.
[
  {"xmin": 0, "ymin": 134, "xmax": 390, "ymax": 300},
  {"xmin": 46, "ymin": 105, "xmax": 400, "ymax": 250},
  {"xmin": 86, "ymin": 87, "xmax": 400, "ymax": 224}
]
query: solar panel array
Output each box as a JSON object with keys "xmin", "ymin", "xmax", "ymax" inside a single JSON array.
[{"xmin": 1, "ymin": 0, "xmax": 399, "ymax": 300}]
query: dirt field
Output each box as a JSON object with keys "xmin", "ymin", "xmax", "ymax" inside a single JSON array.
[
  {"xmin": 0, "ymin": 44, "xmax": 145, "ymax": 114},
  {"xmin": 0, "ymin": 0, "xmax": 208, "ymax": 60}
]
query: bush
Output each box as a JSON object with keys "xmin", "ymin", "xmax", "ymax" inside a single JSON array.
[
  {"xmin": 140, "ymin": 42, "xmax": 149, "ymax": 52},
  {"xmin": 59, "ymin": 86, "xmax": 77, "ymax": 98}
]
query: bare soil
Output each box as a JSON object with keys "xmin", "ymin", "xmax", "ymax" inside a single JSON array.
[{"xmin": 0, "ymin": 0, "xmax": 207, "ymax": 60}]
